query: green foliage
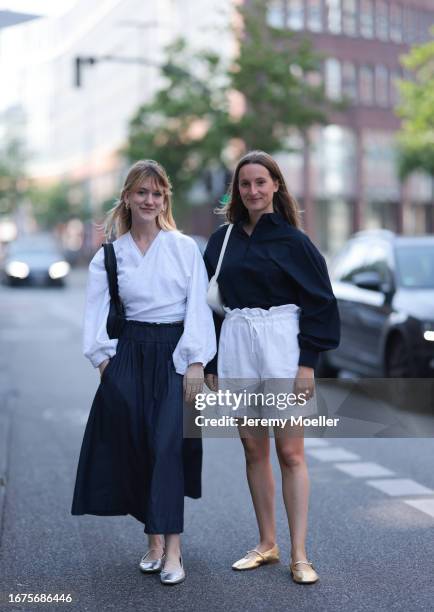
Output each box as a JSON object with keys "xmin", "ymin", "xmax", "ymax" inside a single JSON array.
[
  {"xmin": 228, "ymin": 0, "xmax": 330, "ymax": 152},
  {"xmin": 124, "ymin": 2, "xmax": 333, "ymax": 212},
  {"xmin": 29, "ymin": 181, "xmax": 79, "ymax": 229},
  {"xmin": 124, "ymin": 39, "xmax": 229, "ymax": 216},
  {"xmin": 0, "ymin": 138, "xmax": 28, "ymax": 214},
  {"xmin": 396, "ymin": 30, "xmax": 434, "ymax": 180}
]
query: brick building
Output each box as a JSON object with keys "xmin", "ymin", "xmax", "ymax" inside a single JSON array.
[{"xmin": 248, "ymin": 0, "xmax": 434, "ymax": 251}]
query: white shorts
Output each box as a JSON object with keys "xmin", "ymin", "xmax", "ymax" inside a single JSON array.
[{"xmin": 217, "ymin": 304, "xmax": 317, "ymax": 419}]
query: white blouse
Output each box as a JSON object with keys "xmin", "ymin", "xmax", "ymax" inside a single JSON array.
[{"xmin": 83, "ymin": 229, "xmax": 216, "ymax": 374}]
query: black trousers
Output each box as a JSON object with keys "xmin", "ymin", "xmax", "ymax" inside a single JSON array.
[{"xmin": 71, "ymin": 321, "xmax": 202, "ymax": 534}]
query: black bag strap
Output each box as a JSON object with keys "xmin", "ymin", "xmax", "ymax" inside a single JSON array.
[{"xmin": 102, "ymin": 243, "xmax": 122, "ymax": 312}]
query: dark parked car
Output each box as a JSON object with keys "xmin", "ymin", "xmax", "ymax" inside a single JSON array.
[
  {"xmin": 2, "ymin": 235, "xmax": 70, "ymax": 287},
  {"xmin": 318, "ymin": 230, "xmax": 434, "ymax": 378}
]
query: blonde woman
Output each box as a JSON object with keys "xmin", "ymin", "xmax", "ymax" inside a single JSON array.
[
  {"xmin": 71, "ymin": 160, "xmax": 216, "ymax": 585},
  {"xmin": 204, "ymin": 151, "xmax": 340, "ymax": 584}
]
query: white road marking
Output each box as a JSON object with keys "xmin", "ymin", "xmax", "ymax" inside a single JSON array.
[
  {"xmin": 334, "ymin": 462, "xmax": 395, "ymax": 478},
  {"xmin": 366, "ymin": 478, "xmax": 434, "ymax": 496},
  {"xmin": 304, "ymin": 438, "xmax": 330, "ymax": 448},
  {"xmin": 403, "ymin": 499, "xmax": 434, "ymax": 519},
  {"xmin": 306, "ymin": 448, "xmax": 360, "ymax": 461}
]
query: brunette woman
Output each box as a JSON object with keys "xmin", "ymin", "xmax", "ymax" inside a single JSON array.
[{"xmin": 204, "ymin": 151, "xmax": 339, "ymax": 584}]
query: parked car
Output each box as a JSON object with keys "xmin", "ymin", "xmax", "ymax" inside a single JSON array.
[
  {"xmin": 317, "ymin": 230, "xmax": 434, "ymax": 378},
  {"xmin": 2, "ymin": 235, "xmax": 70, "ymax": 287}
]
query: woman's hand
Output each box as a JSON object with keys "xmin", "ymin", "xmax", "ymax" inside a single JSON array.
[
  {"xmin": 294, "ymin": 365, "xmax": 315, "ymax": 402},
  {"xmin": 205, "ymin": 373, "xmax": 218, "ymax": 392},
  {"xmin": 184, "ymin": 363, "xmax": 204, "ymax": 403},
  {"xmin": 98, "ymin": 358, "xmax": 110, "ymax": 378}
]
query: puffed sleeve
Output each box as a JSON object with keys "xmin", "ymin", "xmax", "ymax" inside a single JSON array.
[
  {"xmin": 172, "ymin": 241, "xmax": 217, "ymax": 375},
  {"xmin": 286, "ymin": 233, "xmax": 340, "ymax": 369},
  {"xmin": 82, "ymin": 247, "xmax": 118, "ymax": 368},
  {"xmin": 203, "ymin": 231, "xmax": 225, "ymax": 375}
]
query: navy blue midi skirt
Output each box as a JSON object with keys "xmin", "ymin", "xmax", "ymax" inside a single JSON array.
[{"xmin": 71, "ymin": 320, "xmax": 202, "ymax": 534}]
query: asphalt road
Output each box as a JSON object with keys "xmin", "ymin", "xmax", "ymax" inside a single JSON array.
[{"xmin": 0, "ymin": 269, "xmax": 433, "ymax": 612}]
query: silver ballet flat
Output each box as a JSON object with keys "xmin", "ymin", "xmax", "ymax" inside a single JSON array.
[
  {"xmin": 160, "ymin": 556, "xmax": 185, "ymax": 585},
  {"xmin": 139, "ymin": 549, "xmax": 165, "ymax": 573}
]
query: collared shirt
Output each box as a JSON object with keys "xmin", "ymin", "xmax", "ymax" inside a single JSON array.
[
  {"xmin": 203, "ymin": 212, "xmax": 340, "ymax": 372},
  {"xmin": 83, "ymin": 229, "xmax": 216, "ymax": 374}
]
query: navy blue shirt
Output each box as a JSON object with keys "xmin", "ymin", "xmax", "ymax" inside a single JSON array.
[{"xmin": 203, "ymin": 212, "xmax": 340, "ymax": 373}]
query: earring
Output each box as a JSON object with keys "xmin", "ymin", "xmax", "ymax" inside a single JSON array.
[{"xmin": 125, "ymin": 200, "xmax": 129, "ymax": 210}]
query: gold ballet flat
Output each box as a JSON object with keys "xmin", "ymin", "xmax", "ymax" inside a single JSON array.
[
  {"xmin": 290, "ymin": 560, "xmax": 319, "ymax": 584},
  {"xmin": 232, "ymin": 545, "xmax": 280, "ymax": 570}
]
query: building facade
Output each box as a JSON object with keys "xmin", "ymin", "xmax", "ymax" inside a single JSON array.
[
  {"xmin": 261, "ymin": 0, "xmax": 434, "ymax": 251},
  {"xmin": 0, "ymin": 0, "xmax": 233, "ymax": 223},
  {"xmin": 1, "ymin": 1, "xmax": 433, "ymax": 251}
]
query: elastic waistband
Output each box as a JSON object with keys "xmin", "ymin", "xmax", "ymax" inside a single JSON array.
[{"xmin": 224, "ymin": 304, "xmax": 300, "ymax": 321}]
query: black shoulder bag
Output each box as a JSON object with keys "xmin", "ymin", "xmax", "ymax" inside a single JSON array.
[{"xmin": 103, "ymin": 243, "xmax": 126, "ymax": 339}]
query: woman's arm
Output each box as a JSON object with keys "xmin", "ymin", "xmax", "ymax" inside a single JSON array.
[
  {"xmin": 288, "ymin": 234, "xmax": 340, "ymax": 370},
  {"xmin": 172, "ymin": 240, "xmax": 216, "ymax": 395}
]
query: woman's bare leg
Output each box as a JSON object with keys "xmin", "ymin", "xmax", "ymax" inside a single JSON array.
[
  {"xmin": 163, "ymin": 534, "xmax": 182, "ymax": 570},
  {"xmin": 145, "ymin": 534, "xmax": 165, "ymax": 560},
  {"xmin": 275, "ymin": 428, "xmax": 309, "ymax": 561},
  {"xmin": 239, "ymin": 425, "xmax": 276, "ymax": 551}
]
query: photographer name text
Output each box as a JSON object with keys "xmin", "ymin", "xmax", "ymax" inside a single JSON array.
[{"xmin": 195, "ymin": 415, "xmax": 339, "ymax": 428}]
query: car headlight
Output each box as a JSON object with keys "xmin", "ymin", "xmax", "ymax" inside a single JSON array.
[
  {"xmin": 5, "ymin": 261, "xmax": 29, "ymax": 279},
  {"xmin": 422, "ymin": 322, "xmax": 434, "ymax": 342},
  {"xmin": 48, "ymin": 261, "xmax": 70, "ymax": 279}
]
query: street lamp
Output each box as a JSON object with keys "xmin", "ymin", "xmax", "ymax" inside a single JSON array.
[{"xmin": 73, "ymin": 54, "xmax": 159, "ymax": 88}]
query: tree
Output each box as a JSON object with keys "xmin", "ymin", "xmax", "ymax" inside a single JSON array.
[
  {"xmin": 124, "ymin": 1, "xmax": 335, "ymax": 215},
  {"xmin": 228, "ymin": 0, "xmax": 332, "ymax": 153},
  {"xmin": 0, "ymin": 137, "xmax": 28, "ymax": 215},
  {"xmin": 29, "ymin": 181, "xmax": 81, "ymax": 229},
  {"xmin": 124, "ymin": 39, "xmax": 229, "ymax": 218},
  {"xmin": 396, "ymin": 30, "xmax": 434, "ymax": 181}
]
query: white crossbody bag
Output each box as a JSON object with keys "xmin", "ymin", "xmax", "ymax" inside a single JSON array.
[{"xmin": 206, "ymin": 224, "xmax": 233, "ymax": 317}]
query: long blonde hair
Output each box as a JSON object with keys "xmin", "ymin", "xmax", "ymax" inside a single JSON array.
[
  {"xmin": 104, "ymin": 160, "xmax": 177, "ymax": 239},
  {"xmin": 221, "ymin": 150, "xmax": 301, "ymax": 228}
]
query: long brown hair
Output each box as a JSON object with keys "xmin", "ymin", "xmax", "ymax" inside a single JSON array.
[
  {"xmin": 104, "ymin": 160, "xmax": 177, "ymax": 239},
  {"xmin": 221, "ymin": 150, "xmax": 301, "ymax": 228}
]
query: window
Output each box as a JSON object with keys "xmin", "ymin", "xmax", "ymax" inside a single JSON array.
[
  {"xmin": 359, "ymin": 65, "xmax": 374, "ymax": 105},
  {"xmin": 376, "ymin": 0, "xmax": 389, "ymax": 41},
  {"xmin": 332, "ymin": 240, "xmax": 371, "ymax": 283},
  {"xmin": 363, "ymin": 243, "xmax": 393, "ymax": 286},
  {"xmin": 266, "ymin": 0, "xmax": 286, "ymax": 28},
  {"xmin": 396, "ymin": 245, "xmax": 434, "ymax": 289},
  {"xmin": 375, "ymin": 65, "xmax": 389, "ymax": 107},
  {"xmin": 390, "ymin": 4, "xmax": 403, "ymax": 43},
  {"xmin": 325, "ymin": 58, "xmax": 342, "ymax": 100},
  {"xmin": 307, "ymin": 0, "xmax": 323, "ymax": 32},
  {"xmin": 360, "ymin": 0, "xmax": 374, "ymax": 38},
  {"xmin": 333, "ymin": 240, "xmax": 392, "ymax": 287},
  {"xmin": 342, "ymin": 61, "xmax": 357, "ymax": 102},
  {"xmin": 403, "ymin": 7, "xmax": 417, "ymax": 44},
  {"xmin": 342, "ymin": 0, "xmax": 357, "ymax": 36},
  {"xmin": 326, "ymin": 0, "xmax": 342, "ymax": 34},
  {"xmin": 288, "ymin": 0, "xmax": 304, "ymax": 30}
]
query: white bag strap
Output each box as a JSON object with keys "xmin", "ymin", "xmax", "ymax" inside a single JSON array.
[{"xmin": 214, "ymin": 224, "xmax": 233, "ymax": 277}]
